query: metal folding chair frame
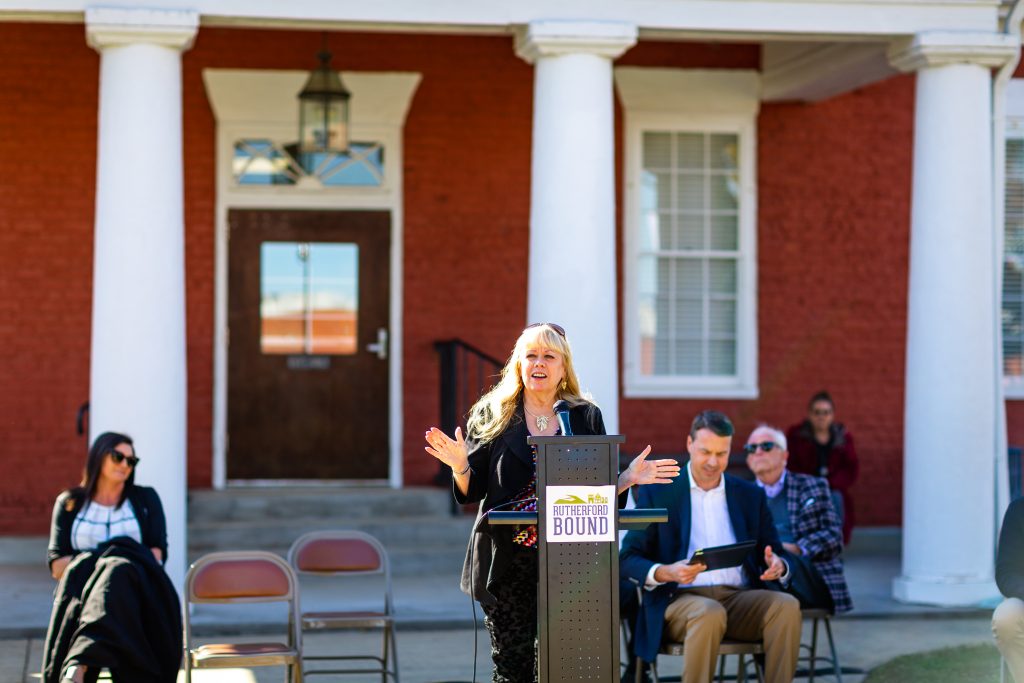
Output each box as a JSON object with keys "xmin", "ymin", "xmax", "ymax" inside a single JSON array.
[
  {"xmin": 799, "ymin": 608, "xmax": 843, "ymax": 683},
  {"xmin": 183, "ymin": 550, "xmax": 303, "ymax": 683},
  {"xmin": 624, "ymin": 584, "xmax": 765, "ymax": 683},
  {"xmin": 288, "ymin": 530, "xmax": 399, "ymax": 683}
]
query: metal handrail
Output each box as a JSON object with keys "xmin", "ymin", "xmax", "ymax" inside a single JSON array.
[
  {"xmin": 433, "ymin": 339, "xmax": 503, "ymax": 510},
  {"xmin": 76, "ymin": 401, "xmax": 89, "ymax": 437}
]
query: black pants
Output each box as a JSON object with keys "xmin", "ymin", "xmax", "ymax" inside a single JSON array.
[{"xmin": 480, "ymin": 550, "xmax": 538, "ymax": 683}]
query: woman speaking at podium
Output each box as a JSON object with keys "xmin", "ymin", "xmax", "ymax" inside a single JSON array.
[{"xmin": 425, "ymin": 322, "xmax": 678, "ymax": 682}]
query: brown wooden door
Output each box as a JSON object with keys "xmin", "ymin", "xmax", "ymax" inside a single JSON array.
[{"xmin": 227, "ymin": 209, "xmax": 390, "ymax": 480}]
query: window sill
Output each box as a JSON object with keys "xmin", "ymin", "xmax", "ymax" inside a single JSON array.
[
  {"xmin": 1005, "ymin": 381, "xmax": 1024, "ymax": 400},
  {"xmin": 624, "ymin": 380, "xmax": 759, "ymax": 400}
]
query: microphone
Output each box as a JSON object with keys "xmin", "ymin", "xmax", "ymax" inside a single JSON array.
[{"xmin": 553, "ymin": 399, "xmax": 573, "ymax": 436}]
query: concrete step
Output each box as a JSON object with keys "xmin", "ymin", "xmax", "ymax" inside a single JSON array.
[
  {"xmin": 186, "ymin": 486, "xmax": 475, "ymax": 576},
  {"xmin": 187, "ymin": 485, "xmax": 455, "ymax": 522},
  {"xmin": 189, "ymin": 513, "xmax": 475, "ymax": 547},
  {"xmin": 185, "ymin": 543, "xmax": 468, "ymax": 577},
  {"xmin": 187, "ymin": 517, "xmax": 475, "ymax": 577}
]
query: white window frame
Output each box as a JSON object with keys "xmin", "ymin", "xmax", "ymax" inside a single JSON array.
[
  {"xmin": 619, "ymin": 70, "xmax": 759, "ymax": 399},
  {"xmin": 1004, "ymin": 80, "xmax": 1024, "ymax": 398},
  {"xmin": 1005, "ymin": 118, "xmax": 1024, "ymax": 398}
]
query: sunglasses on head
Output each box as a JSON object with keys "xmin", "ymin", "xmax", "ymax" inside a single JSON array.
[
  {"xmin": 524, "ymin": 322, "xmax": 566, "ymax": 338},
  {"xmin": 109, "ymin": 451, "xmax": 140, "ymax": 467},
  {"xmin": 744, "ymin": 441, "xmax": 777, "ymax": 455}
]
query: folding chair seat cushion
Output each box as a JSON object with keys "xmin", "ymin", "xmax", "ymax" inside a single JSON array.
[
  {"xmin": 192, "ymin": 642, "xmax": 300, "ymax": 668},
  {"xmin": 294, "ymin": 538, "xmax": 382, "ymax": 572},
  {"xmin": 192, "ymin": 558, "xmax": 292, "ymax": 599}
]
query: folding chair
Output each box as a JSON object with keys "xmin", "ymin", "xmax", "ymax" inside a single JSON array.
[
  {"xmin": 626, "ymin": 584, "xmax": 764, "ymax": 683},
  {"xmin": 655, "ymin": 639, "xmax": 765, "ymax": 683},
  {"xmin": 183, "ymin": 551, "xmax": 303, "ymax": 683},
  {"xmin": 288, "ymin": 530, "xmax": 399, "ymax": 682},
  {"xmin": 800, "ymin": 608, "xmax": 843, "ymax": 682}
]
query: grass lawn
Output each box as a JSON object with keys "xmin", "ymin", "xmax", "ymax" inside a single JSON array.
[{"xmin": 864, "ymin": 643, "xmax": 1001, "ymax": 683}]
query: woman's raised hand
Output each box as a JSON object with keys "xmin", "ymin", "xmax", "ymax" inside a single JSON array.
[
  {"xmin": 619, "ymin": 446, "xmax": 680, "ymax": 491},
  {"xmin": 424, "ymin": 426, "xmax": 469, "ymax": 473}
]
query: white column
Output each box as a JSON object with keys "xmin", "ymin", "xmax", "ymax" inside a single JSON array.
[
  {"xmin": 888, "ymin": 32, "xmax": 1017, "ymax": 606},
  {"xmin": 86, "ymin": 8, "xmax": 198, "ymax": 594},
  {"xmin": 516, "ymin": 21, "xmax": 637, "ymax": 433}
]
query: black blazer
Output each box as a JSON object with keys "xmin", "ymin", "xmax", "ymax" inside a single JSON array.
[
  {"xmin": 47, "ymin": 485, "xmax": 168, "ymax": 569},
  {"xmin": 454, "ymin": 400, "xmax": 605, "ymax": 605},
  {"xmin": 997, "ymin": 496, "xmax": 1024, "ymax": 600},
  {"xmin": 620, "ymin": 472, "xmax": 783, "ymax": 663}
]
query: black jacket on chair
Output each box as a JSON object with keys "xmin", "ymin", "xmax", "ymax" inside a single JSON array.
[
  {"xmin": 41, "ymin": 536, "xmax": 182, "ymax": 683},
  {"xmin": 454, "ymin": 400, "xmax": 605, "ymax": 605}
]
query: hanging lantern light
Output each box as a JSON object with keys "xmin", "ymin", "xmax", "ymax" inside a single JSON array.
[{"xmin": 298, "ymin": 47, "xmax": 351, "ymax": 157}]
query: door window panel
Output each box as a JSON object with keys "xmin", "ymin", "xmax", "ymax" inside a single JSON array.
[
  {"xmin": 233, "ymin": 139, "xmax": 384, "ymax": 187},
  {"xmin": 260, "ymin": 242, "xmax": 358, "ymax": 355}
]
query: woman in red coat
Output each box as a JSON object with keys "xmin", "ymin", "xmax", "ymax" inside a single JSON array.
[{"xmin": 786, "ymin": 391, "xmax": 859, "ymax": 545}]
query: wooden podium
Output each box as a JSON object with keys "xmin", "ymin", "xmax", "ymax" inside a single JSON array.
[{"xmin": 489, "ymin": 434, "xmax": 666, "ymax": 683}]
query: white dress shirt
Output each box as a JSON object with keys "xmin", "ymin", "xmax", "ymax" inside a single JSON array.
[{"xmin": 645, "ymin": 463, "xmax": 746, "ymax": 589}]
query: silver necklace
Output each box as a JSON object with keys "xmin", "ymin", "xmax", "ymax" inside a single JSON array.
[{"xmin": 524, "ymin": 404, "xmax": 554, "ymax": 431}]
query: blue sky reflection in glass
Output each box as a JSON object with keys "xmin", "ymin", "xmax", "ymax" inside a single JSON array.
[{"xmin": 260, "ymin": 242, "xmax": 359, "ymax": 355}]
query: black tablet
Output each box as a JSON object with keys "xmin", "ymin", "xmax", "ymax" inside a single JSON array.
[{"xmin": 687, "ymin": 540, "xmax": 757, "ymax": 571}]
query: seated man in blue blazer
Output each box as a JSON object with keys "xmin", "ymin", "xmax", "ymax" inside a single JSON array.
[{"xmin": 621, "ymin": 410, "xmax": 802, "ymax": 683}]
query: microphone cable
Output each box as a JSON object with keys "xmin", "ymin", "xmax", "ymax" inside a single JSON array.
[
  {"xmin": 468, "ymin": 535, "xmax": 479, "ymax": 683},
  {"xmin": 465, "ymin": 495, "xmax": 539, "ymax": 682}
]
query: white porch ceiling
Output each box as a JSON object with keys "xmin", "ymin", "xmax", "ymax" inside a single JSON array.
[
  {"xmin": 0, "ymin": 0, "xmax": 1002, "ymax": 40},
  {"xmin": 761, "ymin": 42, "xmax": 896, "ymax": 102}
]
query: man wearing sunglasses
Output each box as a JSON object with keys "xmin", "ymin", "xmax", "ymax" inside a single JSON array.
[
  {"xmin": 745, "ymin": 425, "xmax": 852, "ymax": 615},
  {"xmin": 621, "ymin": 410, "xmax": 801, "ymax": 683}
]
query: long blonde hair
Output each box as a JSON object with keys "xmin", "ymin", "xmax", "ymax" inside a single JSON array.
[{"xmin": 466, "ymin": 324, "xmax": 594, "ymax": 443}]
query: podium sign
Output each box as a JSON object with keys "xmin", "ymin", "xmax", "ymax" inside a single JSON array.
[
  {"xmin": 531, "ymin": 434, "xmax": 624, "ymax": 683},
  {"xmin": 545, "ymin": 485, "xmax": 616, "ymax": 543}
]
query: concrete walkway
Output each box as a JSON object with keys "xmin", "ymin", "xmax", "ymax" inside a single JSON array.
[{"xmin": 0, "ymin": 528, "xmax": 1002, "ymax": 682}]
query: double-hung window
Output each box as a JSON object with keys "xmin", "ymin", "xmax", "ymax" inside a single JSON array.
[
  {"xmin": 619, "ymin": 69, "xmax": 758, "ymax": 398},
  {"xmin": 1004, "ymin": 81, "xmax": 1024, "ymax": 395}
]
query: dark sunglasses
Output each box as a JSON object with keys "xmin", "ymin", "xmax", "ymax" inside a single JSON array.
[
  {"xmin": 811, "ymin": 408, "xmax": 833, "ymax": 416},
  {"xmin": 109, "ymin": 451, "xmax": 140, "ymax": 467},
  {"xmin": 524, "ymin": 322, "xmax": 566, "ymax": 338},
  {"xmin": 743, "ymin": 441, "xmax": 777, "ymax": 455}
]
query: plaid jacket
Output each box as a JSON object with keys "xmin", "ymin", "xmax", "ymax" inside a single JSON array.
[{"xmin": 783, "ymin": 471, "xmax": 852, "ymax": 613}]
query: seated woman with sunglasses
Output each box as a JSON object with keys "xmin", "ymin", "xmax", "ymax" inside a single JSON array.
[{"xmin": 43, "ymin": 431, "xmax": 181, "ymax": 683}]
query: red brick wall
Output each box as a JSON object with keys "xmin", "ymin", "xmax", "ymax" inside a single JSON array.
[
  {"xmin": 1010, "ymin": 403, "xmax": 1024, "ymax": 448},
  {"xmin": 617, "ymin": 75, "xmax": 916, "ymax": 527},
  {"xmin": 0, "ymin": 24, "xmax": 98, "ymax": 533},
  {"xmin": 0, "ymin": 23, "xmax": 927, "ymax": 533},
  {"xmin": 183, "ymin": 28, "xmax": 538, "ymax": 487}
]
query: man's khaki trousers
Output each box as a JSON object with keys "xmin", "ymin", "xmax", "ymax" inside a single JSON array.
[
  {"xmin": 994, "ymin": 597, "xmax": 1024, "ymax": 682},
  {"xmin": 663, "ymin": 585, "xmax": 801, "ymax": 683}
]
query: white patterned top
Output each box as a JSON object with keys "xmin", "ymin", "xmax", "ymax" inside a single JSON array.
[{"xmin": 70, "ymin": 499, "xmax": 142, "ymax": 552}]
